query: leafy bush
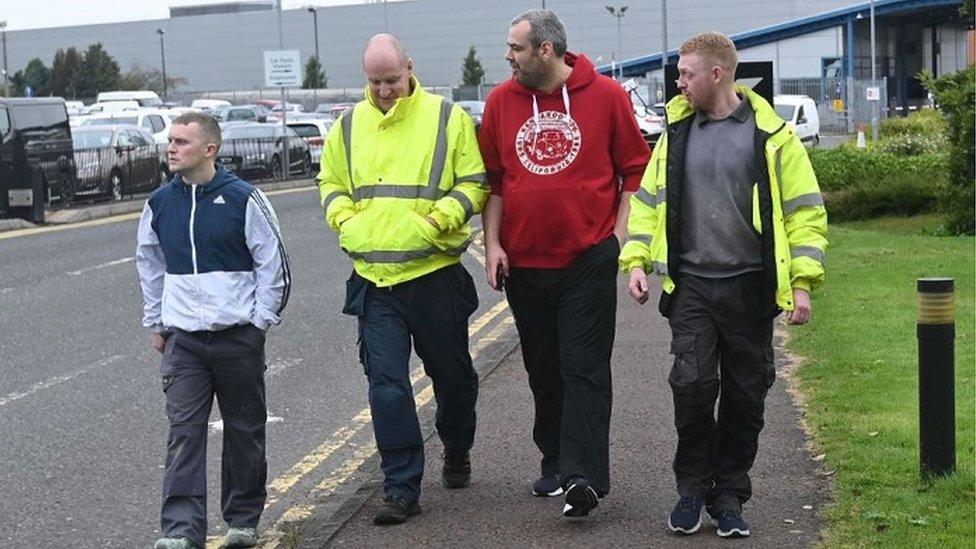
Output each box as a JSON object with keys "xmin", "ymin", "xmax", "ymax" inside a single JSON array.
[
  {"xmin": 879, "ymin": 108, "xmax": 948, "ymax": 140},
  {"xmin": 823, "ymin": 174, "xmax": 939, "ymax": 221},
  {"xmin": 809, "ymin": 145, "xmax": 948, "ymax": 192},
  {"xmin": 920, "ymin": 67, "xmax": 975, "ymax": 235},
  {"xmin": 875, "ymin": 133, "xmax": 947, "ymax": 156}
]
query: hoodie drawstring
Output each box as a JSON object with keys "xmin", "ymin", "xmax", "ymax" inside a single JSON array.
[{"xmin": 532, "ymin": 84, "xmax": 572, "ymax": 135}]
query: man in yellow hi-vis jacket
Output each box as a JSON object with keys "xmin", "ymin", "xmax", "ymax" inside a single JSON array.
[
  {"xmin": 620, "ymin": 32, "xmax": 826, "ymax": 539},
  {"xmin": 317, "ymin": 34, "xmax": 489, "ymax": 526}
]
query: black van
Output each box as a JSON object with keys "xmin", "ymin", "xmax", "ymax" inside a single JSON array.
[{"xmin": 0, "ymin": 98, "xmax": 77, "ymax": 220}]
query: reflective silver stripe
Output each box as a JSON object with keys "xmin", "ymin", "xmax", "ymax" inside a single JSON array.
[
  {"xmin": 352, "ymin": 185, "xmax": 419, "ymax": 201},
  {"xmin": 341, "ymin": 109, "xmax": 354, "ymax": 187},
  {"xmin": 775, "ymin": 146, "xmax": 784, "ymax": 187},
  {"xmin": 321, "ymin": 191, "xmax": 347, "ymax": 212},
  {"xmin": 653, "ymin": 261, "xmax": 669, "ymax": 276},
  {"xmin": 445, "ymin": 190, "xmax": 475, "ymax": 221},
  {"xmin": 347, "ymin": 238, "xmax": 471, "ymax": 263},
  {"xmin": 455, "ymin": 172, "xmax": 487, "ymax": 187},
  {"xmin": 627, "ymin": 233, "xmax": 653, "ymax": 245},
  {"xmin": 791, "ymin": 246, "xmax": 825, "ymax": 264},
  {"xmin": 422, "ymin": 98, "xmax": 453, "ymax": 199},
  {"xmin": 782, "ymin": 192, "xmax": 824, "ymax": 215},
  {"xmin": 635, "ymin": 187, "xmax": 666, "ymax": 208}
]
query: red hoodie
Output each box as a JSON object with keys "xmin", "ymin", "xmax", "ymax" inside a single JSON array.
[{"xmin": 478, "ymin": 52, "xmax": 650, "ymax": 269}]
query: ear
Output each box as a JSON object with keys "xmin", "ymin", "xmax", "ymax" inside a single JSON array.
[
  {"xmin": 539, "ymin": 41, "xmax": 553, "ymax": 60},
  {"xmin": 712, "ymin": 65, "xmax": 724, "ymax": 84}
]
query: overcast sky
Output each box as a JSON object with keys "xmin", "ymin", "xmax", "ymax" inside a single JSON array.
[{"xmin": 3, "ymin": 1, "xmax": 402, "ymax": 31}]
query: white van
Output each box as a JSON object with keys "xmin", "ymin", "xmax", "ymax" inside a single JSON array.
[
  {"xmin": 82, "ymin": 109, "xmax": 173, "ymax": 144},
  {"xmin": 773, "ymin": 95, "xmax": 820, "ymax": 146},
  {"xmin": 96, "ymin": 91, "xmax": 163, "ymax": 108},
  {"xmin": 190, "ymin": 99, "xmax": 232, "ymax": 112}
]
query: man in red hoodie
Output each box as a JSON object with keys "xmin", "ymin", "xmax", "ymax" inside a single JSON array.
[{"xmin": 479, "ymin": 9, "xmax": 650, "ymax": 518}]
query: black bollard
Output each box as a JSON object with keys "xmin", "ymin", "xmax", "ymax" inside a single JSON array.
[{"xmin": 917, "ymin": 278, "xmax": 955, "ymax": 479}]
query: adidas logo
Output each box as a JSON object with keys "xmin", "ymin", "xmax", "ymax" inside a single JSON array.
[{"xmin": 213, "ymin": 195, "xmax": 226, "ymax": 204}]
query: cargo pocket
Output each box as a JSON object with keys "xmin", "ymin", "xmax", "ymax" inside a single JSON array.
[
  {"xmin": 763, "ymin": 347, "xmax": 776, "ymax": 389},
  {"xmin": 342, "ymin": 271, "xmax": 369, "ymax": 316},
  {"xmin": 160, "ymin": 331, "xmax": 178, "ymax": 393},
  {"xmin": 668, "ymin": 335, "xmax": 698, "ymax": 387}
]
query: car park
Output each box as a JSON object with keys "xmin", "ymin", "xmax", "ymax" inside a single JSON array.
[
  {"xmin": 218, "ymin": 123, "xmax": 312, "ymax": 178},
  {"xmin": 774, "ymin": 95, "xmax": 820, "ymax": 146},
  {"xmin": 71, "ymin": 125, "xmax": 165, "ymax": 201},
  {"xmin": 82, "ymin": 109, "xmax": 173, "ymax": 145},
  {"xmin": 0, "ymin": 98, "xmax": 76, "ymax": 214},
  {"xmin": 456, "ymin": 100, "xmax": 485, "ymax": 131},
  {"xmin": 286, "ymin": 118, "xmax": 334, "ymax": 167}
]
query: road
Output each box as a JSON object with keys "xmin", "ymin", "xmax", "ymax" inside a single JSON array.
[{"xmin": 0, "ymin": 187, "xmax": 515, "ymax": 548}]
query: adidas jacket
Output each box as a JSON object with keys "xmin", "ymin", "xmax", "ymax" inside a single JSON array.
[{"xmin": 136, "ymin": 166, "xmax": 290, "ymax": 333}]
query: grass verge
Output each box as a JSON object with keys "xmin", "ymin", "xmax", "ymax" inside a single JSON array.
[{"xmin": 788, "ymin": 216, "xmax": 974, "ymax": 547}]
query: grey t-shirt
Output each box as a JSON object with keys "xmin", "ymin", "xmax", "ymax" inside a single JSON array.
[{"xmin": 678, "ymin": 97, "xmax": 764, "ymax": 278}]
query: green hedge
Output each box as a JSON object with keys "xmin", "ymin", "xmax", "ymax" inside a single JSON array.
[
  {"xmin": 808, "ymin": 145, "xmax": 948, "ymax": 192},
  {"xmin": 879, "ymin": 108, "xmax": 948, "ymax": 139},
  {"xmin": 823, "ymin": 175, "xmax": 939, "ymax": 221}
]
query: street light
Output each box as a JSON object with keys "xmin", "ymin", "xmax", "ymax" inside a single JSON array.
[
  {"xmin": 157, "ymin": 28, "xmax": 167, "ymax": 101},
  {"xmin": 605, "ymin": 5, "xmax": 628, "ymax": 80},
  {"xmin": 1, "ymin": 21, "xmax": 9, "ymax": 98},
  {"xmin": 307, "ymin": 6, "xmax": 320, "ymax": 63}
]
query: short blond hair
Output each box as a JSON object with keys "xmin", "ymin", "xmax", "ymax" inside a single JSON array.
[{"xmin": 679, "ymin": 31, "xmax": 738, "ymax": 78}]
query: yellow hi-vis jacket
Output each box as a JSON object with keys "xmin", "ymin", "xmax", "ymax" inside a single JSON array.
[
  {"xmin": 318, "ymin": 76, "xmax": 489, "ymax": 287},
  {"xmin": 620, "ymin": 86, "xmax": 828, "ymax": 311}
]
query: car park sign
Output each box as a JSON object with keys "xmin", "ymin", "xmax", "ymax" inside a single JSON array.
[{"xmin": 264, "ymin": 50, "xmax": 301, "ymax": 88}]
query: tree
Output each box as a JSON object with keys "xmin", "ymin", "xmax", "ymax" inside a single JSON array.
[
  {"xmin": 9, "ymin": 70, "xmax": 26, "ymax": 97},
  {"xmin": 51, "ymin": 47, "xmax": 83, "ymax": 99},
  {"xmin": 303, "ymin": 56, "xmax": 327, "ymax": 89},
  {"xmin": 461, "ymin": 45, "xmax": 485, "ymax": 87},
  {"xmin": 75, "ymin": 43, "xmax": 121, "ymax": 98},
  {"xmin": 23, "ymin": 58, "xmax": 52, "ymax": 96},
  {"xmin": 120, "ymin": 65, "xmax": 186, "ymax": 95}
]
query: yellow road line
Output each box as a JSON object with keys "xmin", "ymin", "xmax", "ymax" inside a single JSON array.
[
  {"xmin": 257, "ymin": 314, "xmax": 516, "ymax": 548},
  {"xmin": 0, "ymin": 185, "xmax": 315, "ymax": 241}
]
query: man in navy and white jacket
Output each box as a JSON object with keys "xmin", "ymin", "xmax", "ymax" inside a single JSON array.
[{"xmin": 136, "ymin": 112, "xmax": 290, "ymax": 549}]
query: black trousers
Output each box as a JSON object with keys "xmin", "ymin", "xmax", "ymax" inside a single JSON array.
[
  {"xmin": 159, "ymin": 324, "xmax": 268, "ymax": 548},
  {"xmin": 666, "ymin": 271, "xmax": 776, "ymax": 513},
  {"xmin": 345, "ymin": 263, "xmax": 479, "ymax": 504},
  {"xmin": 505, "ymin": 236, "xmax": 618, "ymax": 496}
]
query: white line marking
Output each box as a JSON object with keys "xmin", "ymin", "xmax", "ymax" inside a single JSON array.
[
  {"xmin": 66, "ymin": 256, "xmax": 134, "ymax": 276},
  {"xmin": 209, "ymin": 415, "xmax": 285, "ymax": 435},
  {"xmin": 0, "ymin": 355, "xmax": 125, "ymax": 407}
]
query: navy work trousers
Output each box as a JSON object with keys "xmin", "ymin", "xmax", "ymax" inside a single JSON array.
[
  {"xmin": 158, "ymin": 324, "xmax": 268, "ymax": 548},
  {"xmin": 345, "ymin": 263, "xmax": 479, "ymax": 504}
]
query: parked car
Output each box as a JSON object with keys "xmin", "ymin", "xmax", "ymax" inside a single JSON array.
[
  {"xmin": 456, "ymin": 100, "xmax": 485, "ymax": 131},
  {"xmin": 218, "ymin": 123, "xmax": 312, "ymax": 178},
  {"xmin": 212, "ymin": 104, "xmax": 270, "ymax": 123},
  {"xmin": 88, "ymin": 100, "xmax": 140, "ymax": 115},
  {"xmin": 286, "ymin": 118, "xmax": 334, "ymax": 167},
  {"xmin": 328, "ymin": 102, "xmax": 356, "ymax": 118},
  {"xmin": 190, "ymin": 99, "xmax": 232, "ymax": 112},
  {"xmin": 82, "ymin": 109, "xmax": 172, "ymax": 145},
  {"xmin": 0, "ymin": 98, "xmax": 76, "ymax": 213},
  {"xmin": 64, "ymin": 100, "xmax": 88, "ymax": 116},
  {"xmin": 268, "ymin": 102, "xmax": 306, "ymax": 121},
  {"xmin": 621, "ymin": 79, "xmax": 663, "ymax": 149},
  {"xmin": 71, "ymin": 125, "xmax": 166, "ymax": 201},
  {"xmin": 97, "ymin": 90, "xmax": 164, "ymax": 108},
  {"xmin": 774, "ymin": 95, "xmax": 820, "ymax": 146}
]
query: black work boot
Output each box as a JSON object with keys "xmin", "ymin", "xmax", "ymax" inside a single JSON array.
[
  {"xmin": 373, "ymin": 496, "xmax": 422, "ymax": 525},
  {"xmin": 441, "ymin": 450, "xmax": 471, "ymax": 488}
]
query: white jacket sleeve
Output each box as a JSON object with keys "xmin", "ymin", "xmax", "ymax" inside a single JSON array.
[
  {"xmin": 245, "ymin": 189, "xmax": 290, "ymax": 330},
  {"xmin": 135, "ymin": 202, "xmax": 167, "ymax": 332}
]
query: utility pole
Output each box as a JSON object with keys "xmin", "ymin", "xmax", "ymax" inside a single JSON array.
[
  {"xmin": 870, "ymin": 0, "xmax": 879, "ymax": 141},
  {"xmin": 308, "ymin": 6, "xmax": 320, "ymax": 63},
  {"xmin": 1, "ymin": 21, "xmax": 9, "ymax": 98},
  {"xmin": 605, "ymin": 6, "xmax": 629, "ymax": 80},
  {"xmin": 157, "ymin": 29, "xmax": 167, "ymax": 101},
  {"xmin": 661, "ymin": 0, "xmax": 668, "ymax": 102},
  {"xmin": 277, "ymin": 0, "xmax": 290, "ymax": 178}
]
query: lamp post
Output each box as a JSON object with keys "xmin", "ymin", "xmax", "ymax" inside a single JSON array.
[
  {"xmin": 1, "ymin": 21, "xmax": 9, "ymax": 98},
  {"xmin": 605, "ymin": 6, "xmax": 628, "ymax": 80},
  {"xmin": 157, "ymin": 28, "xmax": 167, "ymax": 101},
  {"xmin": 661, "ymin": 0, "xmax": 668, "ymax": 102},
  {"xmin": 307, "ymin": 6, "xmax": 320, "ymax": 63},
  {"xmin": 870, "ymin": 0, "xmax": 878, "ymax": 141}
]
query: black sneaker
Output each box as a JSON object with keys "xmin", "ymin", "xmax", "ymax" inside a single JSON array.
[
  {"xmin": 532, "ymin": 473, "xmax": 563, "ymax": 497},
  {"xmin": 711, "ymin": 508, "xmax": 751, "ymax": 538},
  {"xmin": 373, "ymin": 496, "xmax": 422, "ymax": 525},
  {"xmin": 668, "ymin": 496, "xmax": 703, "ymax": 534},
  {"xmin": 441, "ymin": 450, "xmax": 471, "ymax": 488},
  {"xmin": 562, "ymin": 477, "xmax": 599, "ymax": 518}
]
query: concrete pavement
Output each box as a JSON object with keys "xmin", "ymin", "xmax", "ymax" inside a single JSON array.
[{"xmin": 284, "ymin": 278, "xmax": 829, "ymax": 548}]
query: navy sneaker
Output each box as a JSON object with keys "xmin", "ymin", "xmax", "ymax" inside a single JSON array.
[
  {"xmin": 711, "ymin": 508, "xmax": 751, "ymax": 538},
  {"xmin": 441, "ymin": 450, "xmax": 471, "ymax": 488},
  {"xmin": 668, "ymin": 496, "xmax": 703, "ymax": 534},
  {"xmin": 562, "ymin": 477, "xmax": 599, "ymax": 518},
  {"xmin": 532, "ymin": 473, "xmax": 563, "ymax": 497}
]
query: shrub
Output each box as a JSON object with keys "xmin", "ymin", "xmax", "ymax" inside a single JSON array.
[
  {"xmin": 823, "ymin": 174, "xmax": 940, "ymax": 221},
  {"xmin": 920, "ymin": 67, "xmax": 975, "ymax": 235},
  {"xmin": 879, "ymin": 108, "xmax": 948, "ymax": 140},
  {"xmin": 809, "ymin": 145, "xmax": 948, "ymax": 192}
]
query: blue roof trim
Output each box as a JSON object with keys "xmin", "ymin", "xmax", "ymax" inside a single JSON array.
[{"xmin": 597, "ymin": 0, "xmax": 963, "ymax": 76}]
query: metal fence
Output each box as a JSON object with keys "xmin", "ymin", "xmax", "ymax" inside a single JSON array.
[{"xmin": 779, "ymin": 77, "xmax": 889, "ymax": 134}]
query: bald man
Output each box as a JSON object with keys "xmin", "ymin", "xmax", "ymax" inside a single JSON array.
[{"xmin": 317, "ymin": 34, "xmax": 489, "ymax": 525}]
